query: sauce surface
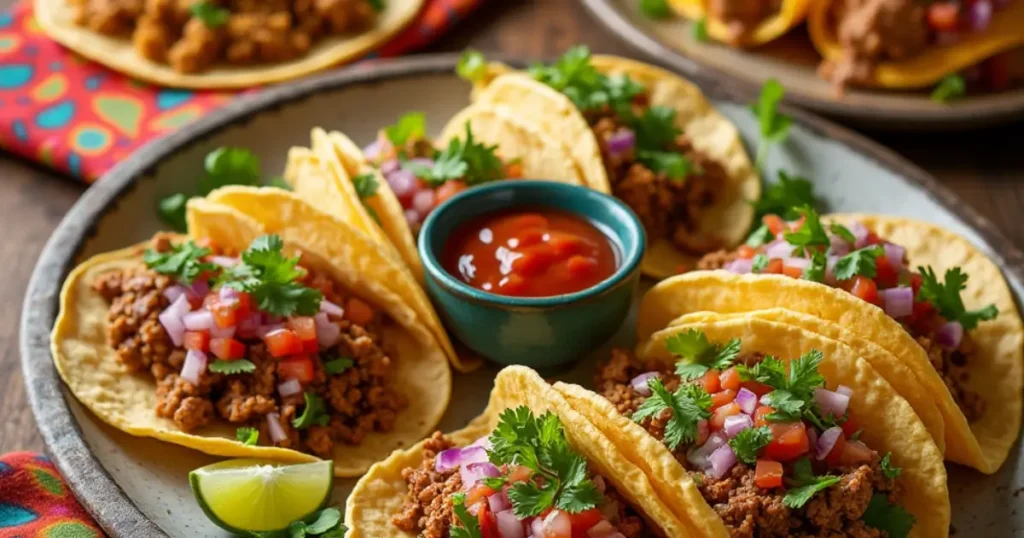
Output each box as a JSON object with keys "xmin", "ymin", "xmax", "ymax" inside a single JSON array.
[{"xmin": 442, "ymin": 208, "xmax": 618, "ymax": 297}]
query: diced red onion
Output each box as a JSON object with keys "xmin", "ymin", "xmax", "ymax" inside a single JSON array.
[
  {"xmin": 208, "ymin": 256, "xmax": 238, "ymax": 268},
  {"xmin": 850, "ymin": 221, "xmax": 869, "ymax": 248},
  {"xmin": 725, "ymin": 258, "xmax": 753, "ymax": 274},
  {"xmin": 209, "ymin": 323, "xmax": 236, "ymax": 339},
  {"xmin": 687, "ymin": 431, "xmax": 727, "ymax": 469},
  {"xmin": 386, "ymin": 168, "xmax": 418, "ymax": 199},
  {"xmin": 460, "ymin": 446, "xmax": 490, "ymax": 467},
  {"xmin": 883, "ymin": 243, "xmax": 906, "ymax": 268},
  {"xmin": 314, "ymin": 313, "xmax": 341, "ymax": 349},
  {"xmin": 544, "ymin": 510, "xmax": 571, "ymax": 537},
  {"xmin": 182, "ymin": 310, "xmax": 214, "ymax": 331},
  {"xmin": 190, "ymin": 280, "xmax": 210, "ymax": 298},
  {"xmin": 828, "ymin": 232, "xmax": 851, "ymax": 256},
  {"xmin": 266, "ymin": 412, "xmax": 286, "ymax": 443},
  {"xmin": 495, "ymin": 510, "xmax": 523, "ymax": 538},
  {"xmin": 159, "ymin": 295, "xmax": 191, "ymax": 346},
  {"xmin": 825, "ymin": 255, "xmax": 840, "ymax": 283},
  {"xmin": 723, "ymin": 414, "xmax": 753, "ymax": 438},
  {"xmin": 816, "ymin": 426, "xmax": 843, "ymax": 460},
  {"xmin": 319, "ymin": 299, "xmax": 345, "ymax": 318},
  {"xmin": 488, "ymin": 491, "xmax": 511, "ymax": 514},
  {"xmin": 278, "ymin": 379, "xmax": 302, "ymax": 397},
  {"xmin": 735, "ymin": 388, "xmax": 758, "ymax": 415},
  {"xmin": 706, "ymin": 445, "xmax": 737, "ymax": 479},
  {"xmin": 845, "ymin": 440, "xmax": 874, "ymax": 464},
  {"xmin": 163, "ymin": 285, "xmax": 189, "ymax": 304},
  {"xmin": 379, "ymin": 158, "xmax": 400, "ymax": 175},
  {"xmin": 180, "ymin": 349, "xmax": 207, "ymax": 385},
  {"xmin": 461, "ymin": 462, "xmax": 501, "ymax": 489},
  {"xmin": 404, "ymin": 208, "xmax": 421, "ymax": 227},
  {"xmin": 236, "ymin": 311, "xmax": 262, "ymax": 339},
  {"xmin": 435, "ymin": 448, "xmax": 465, "ymax": 473},
  {"xmin": 836, "ymin": 385, "xmax": 853, "ymax": 397},
  {"xmin": 219, "ymin": 286, "xmax": 239, "ymax": 302},
  {"xmin": 606, "ymin": 129, "xmax": 636, "ymax": 158},
  {"xmin": 936, "ymin": 321, "xmax": 964, "ymax": 350},
  {"xmin": 765, "ymin": 240, "xmax": 794, "ymax": 259},
  {"xmin": 530, "ymin": 518, "xmax": 544, "ymax": 537},
  {"xmin": 587, "ymin": 521, "xmax": 617, "ymax": 538},
  {"xmin": 759, "ymin": 393, "xmax": 772, "ymax": 406},
  {"xmin": 969, "ymin": 0, "xmax": 993, "ymax": 31},
  {"xmin": 262, "ymin": 313, "xmax": 283, "ymax": 325},
  {"xmin": 593, "ymin": 475, "xmax": 606, "ymax": 494},
  {"xmin": 363, "ymin": 140, "xmax": 382, "ymax": 161},
  {"xmin": 412, "ymin": 189, "xmax": 436, "ymax": 215},
  {"xmin": 629, "ymin": 372, "xmax": 659, "ymax": 396},
  {"xmin": 814, "ymin": 387, "xmax": 850, "ymax": 418},
  {"xmin": 882, "ymin": 286, "xmax": 914, "ymax": 318},
  {"xmin": 783, "ymin": 257, "xmax": 811, "ymax": 272},
  {"xmin": 257, "ymin": 323, "xmax": 285, "ymax": 338},
  {"xmin": 469, "ymin": 436, "xmax": 493, "ymax": 451}
]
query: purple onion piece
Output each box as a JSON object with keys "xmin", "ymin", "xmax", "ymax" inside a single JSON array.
[
  {"xmin": 320, "ymin": 299, "xmax": 345, "ymax": 318},
  {"xmin": 630, "ymin": 372, "xmax": 660, "ymax": 396},
  {"xmin": 487, "ymin": 491, "xmax": 510, "ymax": 515},
  {"xmin": 461, "ymin": 462, "xmax": 501, "ymax": 489},
  {"xmin": 180, "ymin": 349, "xmax": 207, "ymax": 385},
  {"xmin": 851, "ymin": 221, "xmax": 869, "ymax": 248},
  {"xmin": 606, "ymin": 128, "xmax": 636, "ymax": 158},
  {"xmin": 735, "ymin": 388, "xmax": 758, "ymax": 414},
  {"xmin": 209, "ymin": 323, "xmax": 236, "ymax": 339},
  {"xmin": 706, "ymin": 445, "xmax": 737, "ymax": 479},
  {"xmin": 725, "ymin": 258, "xmax": 754, "ymax": 274},
  {"xmin": 881, "ymin": 286, "xmax": 914, "ymax": 319},
  {"xmin": 363, "ymin": 140, "xmax": 382, "ymax": 161},
  {"xmin": 379, "ymin": 158, "xmax": 400, "ymax": 175},
  {"xmin": 836, "ymin": 385, "xmax": 853, "ymax": 397},
  {"xmin": 278, "ymin": 379, "xmax": 302, "ymax": 397},
  {"xmin": 816, "ymin": 426, "xmax": 844, "ymax": 460},
  {"xmin": 182, "ymin": 309, "xmax": 215, "ymax": 332},
  {"xmin": 266, "ymin": 412, "xmax": 286, "ymax": 443},
  {"xmin": 163, "ymin": 285, "xmax": 189, "ymax": 304},
  {"xmin": 723, "ymin": 414, "xmax": 753, "ymax": 438},
  {"xmin": 783, "ymin": 257, "xmax": 811, "ymax": 272},
  {"xmin": 314, "ymin": 313, "xmax": 341, "ymax": 349},
  {"xmin": 435, "ymin": 447, "xmax": 465, "ymax": 473},
  {"xmin": 969, "ymin": 0, "xmax": 993, "ymax": 31},
  {"xmin": 495, "ymin": 510, "xmax": 523, "ymax": 538},
  {"xmin": 765, "ymin": 240, "xmax": 794, "ymax": 259},
  {"xmin": 936, "ymin": 321, "xmax": 964, "ymax": 350},
  {"xmin": 883, "ymin": 243, "xmax": 906, "ymax": 268},
  {"xmin": 190, "ymin": 279, "xmax": 210, "ymax": 298},
  {"xmin": 814, "ymin": 387, "xmax": 850, "ymax": 418}
]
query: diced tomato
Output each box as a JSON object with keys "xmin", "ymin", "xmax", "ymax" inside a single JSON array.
[
  {"xmin": 850, "ymin": 276, "xmax": 879, "ymax": 306},
  {"xmin": 234, "ymin": 292, "xmax": 252, "ymax": 315},
  {"xmin": 209, "ymin": 337, "xmax": 245, "ymax": 360},
  {"xmin": 824, "ymin": 432, "xmax": 848, "ymax": 467},
  {"xmin": 507, "ymin": 465, "xmax": 533, "ymax": 484},
  {"xmin": 209, "ymin": 297, "xmax": 240, "ymax": 328},
  {"xmin": 701, "ymin": 370, "xmax": 721, "ymax": 394},
  {"xmin": 183, "ymin": 331, "xmax": 210, "ymax": 352},
  {"xmin": 741, "ymin": 380, "xmax": 773, "ymax": 398},
  {"xmin": 909, "ymin": 273, "xmax": 923, "ymax": 296},
  {"xmin": 277, "ymin": 355, "xmax": 315, "ymax": 383},
  {"xmin": 753, "ymin": 406, "xmax": 774, "ymax": 427},
  {"xmin": 434, "ymin": 180, "xmax": 468, "ymax": 207},
  {"xmin": 568, "ymin": 508, "xmax": 604, "ymax": 538},
  {"xmin": 864, "ymin": 232, "xmax": 882, "ymax": 246},
  {"xmin": 566, "ymin": 255, "xmax": 599, "ymax": 278},
  {"xmin": 782, "ymin": 265, "xmax": 804, "ymax": 278},
  {"xmin": 710, "ymin": 403, "xmax": 742, "ymax": 431},
  {"xmin": 874, "ymin": 257, "xmax": 899, "ymax": 289},
  {"xmin": 344, "ymin": 297, "xmax": 375, "ymax": 326},
  {"xmin": 466, "ymin": 483, "xmax": 496, "ymax": 507},
  {"xmin": 762, "ymin": 258, "xmax": 784, "ymax": 275},
  {"xmin": 763, "ymin": 214, "xmax": 785, "ymax": 236},
  {"xmin": 927, "ymin": 2, "xmax": 960, "ymax": 31},
  {"xmin": 711, "ymin": 389, "xmax": 737, "ymax": 410},
  {"xmin": 719, "ymin": 367, "xmax": 741, "ymax": 391},
  {"xmin": 543, "ymin": 510, "xmax": 572, "ymax": 538},
  {"xmin": 839, "ymin": 439, "xmax": 875, "ymax": 466},
  {"xmin": 737, "ymin": 245, "xmax": 757, "ymax": 259},
  {"xmin": 840, "ymin": 412, "xmax": 860, "ymax": 439},
  {"xmin": 264, "ymin": 328, "xmax": 303, "ymax": 358},
  {"xmin": 477, "ymin": 501, "xmax": 498, "ymax": 538},
  {"xmin": 754, "ymin": 459, "xmax": 784, "ymax": 489},
  {"xmin": 288, "ymin": 316, "xmax": 318, "ymax": 353},
  {"xmin": 765, "ymin": 422, "xmax": 810, "ymax": 462},
  {"xmin": 505, "ymin": 161, "xmax": 524, "ymax": 179}
]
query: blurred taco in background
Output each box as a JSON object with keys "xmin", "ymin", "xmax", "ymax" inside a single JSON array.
[
  {"xmin": 556, "ymin": 319, "xmax": 950, "ymax": 538},
  {"xmin": 668, "ymin": 0, "xmax": 814, "ymax": 47},
  {"xmin": 461, "ymin": 47, "xmax": 761, "ymax": 279},
  {"xmin": 51, "ymin": 189, "xmax": 451, "ymax": 476},
  {"xmin": 638, "ymin": 210, "xmax": 1023, "ymax": 472},
  {"xmin": 346, "ymin": 365, "xmax": 695, "ymax": 537},
  {"xmin": 809, "ymin": 0, "xmax": 1024, "ymax": 92}
]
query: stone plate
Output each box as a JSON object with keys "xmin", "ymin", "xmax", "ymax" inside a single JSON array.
[
  {"xmin": 582, "ymin": 0, "xmax": 1024, "ymax": 130},
  {"xmin": 20, "ymin": 54, "xmax": 1024, "ymax": 537}
]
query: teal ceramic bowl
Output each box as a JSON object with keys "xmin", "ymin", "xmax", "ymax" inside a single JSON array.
[{"xmin": 418, "ymin": 180, "xmax": 645, "ymax": 367}]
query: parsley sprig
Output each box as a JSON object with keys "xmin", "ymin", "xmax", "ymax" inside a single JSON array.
[
  {"xmin": 639, "ymin": 0, "xmax": 671, "ymax": 18},
  {"xmin": 917, "ymin": 266, "xmax": 998, "ymax": 329},
  {"xmin": 530, "ymin": 46, "xmax": 643, "ymax": 115},
  {"xmin": 632, "ymin": 379, "xmax": 712, "ymax": 450},
  {"xmin": 667, "ymin": 329, "xmax": 741, "ymax": 381},
  {"xmin": 782, "ymin": 458, "xmax": 840, "ymax": 508},
  {"xmin": 324, "ymin": 358, "xmax": 354, "ymax": 375},
  {"xmin": 190, "ymin": 2, "xmax": 229, "ymax": 27},
  {"xmin": 143, "ymin": 241, "xmax": 217, "ymax": 285},
  {"xmin": 405, "ymin": 123, "xmax": 505, "ymax": 187},
  {"xmin": 880, "ymin": 452, "xmax": 902, "ymax": 479},
  {"xmin": 216, "ymin": 235, "xmax": 323, "ymax": 318},
  {"xmin": 931, "ymin": 74, "xmax": 966, "ymax": 104}
]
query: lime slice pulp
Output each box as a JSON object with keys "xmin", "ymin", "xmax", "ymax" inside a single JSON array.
[{"xmin": 189, "ymin": 458, "xmax": 334, "ymax": 534}]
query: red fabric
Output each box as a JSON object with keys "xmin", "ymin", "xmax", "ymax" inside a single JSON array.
[
  {"xmin": 0, "ymin": 452, "xmax": 104, "ymax": 537},
  {"xmin": 0, "ymin": 0, "xmax": 483, "ymax": 182}
]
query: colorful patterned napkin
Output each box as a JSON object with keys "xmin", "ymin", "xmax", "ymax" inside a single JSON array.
[
  {"xmin": 0, "ymin": 0, "xmax": 483, "ymax": 182},
  {"xmin": 0, "ymin": 452, "xmax": 104, "ymax": 538}
]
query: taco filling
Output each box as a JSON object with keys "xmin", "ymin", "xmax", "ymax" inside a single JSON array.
[
  {"xmin": 93, "ymin": 232, "xmax": 407, "ymax": 457},
  {"xmin": 595, "ymin": 331, "xmax": 913, "ymax": 538},
  {"xmin": 708, "ymin": 0, "xmax": 784, "ymax": 43},
  {"xmin": 392, "ymin": 408, "xmax": 654, "ymax": 538},
  {"xmin": 697, "ymin": 208, "xmax": 998, "ymax": 422},
  {"xmin": 69, "ymin": 0, "xmax": 383, "ymax": 74}
]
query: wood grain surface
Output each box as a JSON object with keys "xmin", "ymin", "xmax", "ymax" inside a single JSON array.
[{"xmin": 1, "ymin": 0, "xmax": 1022, "ymax": 455}]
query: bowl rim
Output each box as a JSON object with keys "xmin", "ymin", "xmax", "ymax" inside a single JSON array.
[{"xmin": 417, "ymin": 180, "xmax": 646, "ymax": 307}]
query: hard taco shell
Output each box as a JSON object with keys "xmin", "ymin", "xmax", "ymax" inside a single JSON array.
[{"xmin": 669, "ymin": 0, "xmax": 814, "ymax": 47}]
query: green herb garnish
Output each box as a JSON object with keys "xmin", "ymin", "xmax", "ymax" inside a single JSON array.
[
  {"xmin": 750, "ymin": 79, "xmax": 792, "ymax": 171},
  {"xmin": 366, "ymin": 0, "xmax": 385, "ymax": 12},
  {"xmin": 406, "ymin": 123, "xmax": 504, "ymax": 186},
  {"xmin": 668, "ymin": 329, "xmax": 741, "ymax": 381},
  {"xmin": 324, "ymin": 358, "xmax": 354, "ymax": 375},
  {"xmin": 451, "ymin": 493, "xmax": 483, "ymax": 538},
  {"xmin": 217, "ymin": 235, "xmax": 323, "ymax": 317},
  {"xmin": 235, "ymin": 427, "xmax": 258, "ymax": 446},
  {"xmin": 738, "ymin": 351, "xmax": 827, "ymax": 424},
  {"xmin": 829, "ymin": 223, "xmax": 855, "ymax": 244},
  {"xmin": 804, "ymin": 251, "xmax": 827, "ymax": 283},
  {"xmin": 292, "ymin": 392, "xmax": 330, "ymax": 430},
  {"xmin": 833, "ymin": 245, "xmax": 884, "ymax": 281},
  {"xmin": 728, "ymin": 426, "xmax": 772, "ymax": 465},
  {"xmin": 692, "ymin": 18, "xmax": 708, "ymax": 41},
  {"xmin": 746, "ymin": 225, "xmax": 774, "ymax": 247},
  {"xmin": 208, "ymin": 359, "xmax": 255, "ymax": 375},
  {"xmin": 751, "ymin": 254, "xmax": 769, "ymax": 273},
  {"xmin": 753, "ymin": 171, "xmax": 817, "ymax": 221},
  {"xmin": 783, "ymin": 458, "xmax": 840, "ymax": 508},
  {"xmin": 917, "ymin": 266, "xmax": 998, "ymax": 329},
  {"xmin": 632, "ymin": 379, "xmax": 712, "ymax": 450},
  {"xmin": 457, "ymin": 49, "xmax": 488, "ymax": 83},
  {"xmin": 285, "ymin": 508, "xmax": 347, "ymax": 538},
  {"xmin": 861, "ymin": 493, "xmax": 915, "ymax": 538},
  {"xmin": 636, "ymin": 150, "xmax": 693, "ymax": 181},
  {"xmin": 158, "ymin": 194, "xmax": 189, "ymax": 232},
  {"xmin": 190, "ymin": 2, "xmax": 230, "ymax": 27},
  {"xmin": 143, "ymin": 240, "xmax": 217, "ymax": 285},
  {"xmin": 529, "ymin": 46, "xmax": 643, "ymax": 115},
  {"xmin": 931, "ymin": 74, "xmax": 966, "ymax": 103},
  {"xmin": 880, "ymin": 452, "xmax": 902, "ymax": 479},
  {"xmin": 639, "ymin": 0, "xmax": 672, "ymax": 18},
  {"xmin": 782, "ymin": 206, "xmax": 829, "ymax": 256},
  {"xmin": 384, "ymin": 112, "xmax": 427, "ymax": 147}
]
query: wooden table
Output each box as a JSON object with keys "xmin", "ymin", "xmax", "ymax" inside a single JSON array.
[{"xmin": 2, "ymin": 0, "xmax": 1022, "ymax": 455}]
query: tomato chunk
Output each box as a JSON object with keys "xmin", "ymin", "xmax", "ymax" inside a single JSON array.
[
  {"xmin": 466, "ymin": 483, "xmax": 496, "ymax": 507},
  {"xmin": 344, "ymin": 297, "xmax": 376, "ymax": 326},
  {"xmin": 927, "ymin": 2, "xmax": 959, "ymax": 31},
  {"xmin": 763, "ymin": 214, "xmax": 785, "ymax": 235},
  {"xmin": 741, "ymin": 380, "xmax": 773, "ymax": 398},
  {"xmin": 183, "ymin": 331, "xmax": 210, "ymax": 352},
  {"xmin": 755, "ymin": 459, "xmax": 784, "ymax": 489},
  {"xmin": 288, "ymin": 316, "xmax": 318, "ymax": 353},
  {"xmin": 840, "ymin": 412, "xmax": 860, "ymax": 439},
  {"xmin": 505, "ymin": 161, "xmax": 523, "ymax": 179},
  {"xmin": 711, "ymin": 389, "xmax": 737, "ymax": 411},
  {"xmin": 753, "ymin": 406, "xmax": 774, "ymax": 427},
  {"xmin": 737, "ymin": 245, "xmax": 756, "ymax": 259},
  {"xmin": 434, "ymin": 180, "xmax": 468, "ymax": 207},
  {"xmin": 710, "ymin": 403, "xmax": 742, "ymax": 431},
  {"xmin": 264, "ymin": 328, "xmax": 303, "ymax": 358},
  {"xmin": 701, "ymin": 370, "xmax": 721, "ymax": 394},
  {"xmin": 507, "ymin": 465, "xmax": 533, "ymax": 484},
  {"xmin": 782, "ymin": 265, "xmax": 804, "ymax": 279},
  {"xmin": 874, "ymin": 256, "xmax": 899, "ymax": 289},
  {"xmin": 824, "ymin": 431, "xmax": 848, "ymax": 467},
  {"xmin": 209, "ymin": 297, "xmax": 239, "ymax": 328},
  {"xmin": 569, "ymin": 508, "xmax": 604, "ymax": 537},
  {"xmin": 477, "ymin": 501, "xmax": 498, "ymax": 538},
  {"xmin": 762, "ymin": 258, "xmax": 784, "ymax": 275},
  {"xmin": 765, "ymin": 422, "xmax": 810, "ymax": 462},
  {"xmin": 720, "ymin": 367, "xmax": 741, "ymax": 391},
  {"xmin": 209, "ymin": 337, "xmax": 245, "ymax": 360},
  {"xmin": 839, "ymin": 439, "xmax": 875, "ymax": 466},
  {"xmin": 850, "ymin": 276, "xmax": 879, "ymax": 306},
  {"xmin": 277, "ymin": 355, "xmax": 314, "ymax": 383}
]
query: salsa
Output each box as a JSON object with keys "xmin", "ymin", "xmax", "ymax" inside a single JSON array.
[{"xmin": 442, "ymin": 208, "xmax": 618, "ymax": 297}]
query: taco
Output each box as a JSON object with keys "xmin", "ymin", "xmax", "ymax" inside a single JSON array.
[
  {"xmin": 809, "ymin": 0, "xmax": 1024, "ymax": 90},
  {"xmin": 638, "ymin": 209, "xmax": 1024, "ymax": 472},
  {"xmin": 34, "ymin": 0, "xmax": 422, "ymax": 88},
  {"xmin": 50, "ymin": 190, "xmax": 451, "ymax": 476},
  {"xmin": 556, "ymin": 318, "xmax": 949, "ymax": 538},
  {"xmin": 463, "ymin": 47, "xmax": 761, "ymax": 279},
  {"xmin": 668, "ymin": 0, "xmax": 814, "ymax": 47},
  {"xmin": 345, "ymin": 365, "xmax": 696, "ymax": 537}
]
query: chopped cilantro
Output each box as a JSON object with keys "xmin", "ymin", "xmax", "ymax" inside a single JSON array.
[
  {"xmin": 833, "ymin": 245, "xmax": 884, "ymax": 281},
  {"xmin": 284, "ymin": 508, "xmax": 347, "ymax": 538},
  {"xmin": 931, "ymin": 74, "xmax": 966, "ymax": 104},
  {"xmin": 530, "ymin": 46, "xmax": 644, "ymax": 115},
  {"xmin": 142, "ymin": 240, "xmax": 217, "ymax": 285},
  {"xmin": 849, "ymin": 428, "xmax": 863, "ymax": 441},
  {"xmin": 200, "ymin": 147, "xmax": 262, "ymax": 194},
  {"xmin": 632, "ymin": 106, "xmax": 680, "ymax": 150},
  {"xmin": 235, "ymin": 427, "xmax": 258, "ymax": 446},
  {"xmin": 862, "ymin": 493, "xmax": 915, "ymax": 538},
  {"xmin": 750, "ymin": 79, "xmax": 792, "ymax": 171},
  {"xmin": 760, "ymin": 390, "xmax": 807, "ymax": 422},
  {"xmin": 366, "ymin": 0, "xmax": 385, "ymax": 12},
  {"xmin": 636, "ymin": 150, "xmax": 693, "ymax": 181},
  {"xmin": 632, "ymin": 379, "xmax": 712, "ymax": 450},
  {"xmin": 782, "ymin": 206, "xmax": 830, "ymax": 256},
  {"xmin": 738, "ymin": 351, "xmax": 825, "ymax": 402},
  {"xmin": 728, "ymin": 425, "xmax": 772, "ymax": 464},
  {"xmin": 457, "ymin": 49, "xmax": 488, "ymax": 83},
  {"xmin": 157, "ymin": 193, "xmax": 189, "ymax": 232},
  {"xmin": 804, "ymin": 252, "xmax": 827, "ymax": 283},
  {"xmin": 292, "ymin": 392, "xmax": 330, "ymax": 430},
  {"xmin": 880, "ymin": 452, "xmax": 902, "ymax": 479},
  {"xmin": 217, "ymin": 235, "xmax": 323, "ymax": 317},
  {"xmin": 752, "ymin": 171, "xmax": 817, "ymax": 221},
  {"xmin": 746, "ymin": 225, "xmax": 774, "ymax": 248},
  {"xmin": 352, "ymin": 173, "xmax": 379, "ymax": 199},
  {"xmin": 487, "ymin": 407, "xmax": 603, "ymax": 517},
  {"xmin": 208, "ymin": 359, "xmax": 255, "ymax": 375},
  {"xmin": 190, "ymin": 2, "xmax": 229, "ymax": 27},
  {"xmin": 783, "ymin": 458, "xmax": 840, "ymax": 508},
  {"xmin": 751, "ymin": 254, "xmax": 769, "ymax": 273},
  {"xmin": 667, "ymin": 329, "xmax": 741, "ymax": 381},
  {"xmin": 407, "ymin": 123, "xmax": 505, "ymax": 186},
  {"xmin": 324, "ymin": 358, "xmax": 354, "ymax": 375},
  {"xmin": 639, "ymin": 0, "xmax": 671, "ymax": 18},
  {"xmin": 917, "ymin": 266, "xmax": 998, "ymax": 329},
  {"xmin": 451, "ymin": 493, "xmax": 483, "ymax": 538},
  {"xmin": 829, "ymin": 223, "xmax": 855, "ymax": 244},
  {"xmin": 692, "ymin": 18, "xmax": 708, "ymax": 41},
  {"xmin": 384, "ymin": 112, "xmax": 427, "ymax": 147}
]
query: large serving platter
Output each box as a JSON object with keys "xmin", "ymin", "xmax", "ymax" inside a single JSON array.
[{"xmin": 20, "ymin": 54, "xmax": 1024, "ymax": 537}]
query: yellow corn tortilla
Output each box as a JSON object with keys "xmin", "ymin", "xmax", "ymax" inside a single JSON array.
[
  {"xmin": 809, "ymin": 0, "xmax": 1024, "ymax": 88},
  {"xmin": 636, "ymin": 214, "xmax": 1024, "ymax": 472},
  {"xmin": 33, "ymin": 0, "xmax": 424, "ymax": 89},
  {"xmin": 556, "ymin": 315, "xmax": 950, "ymax": 538},
  {"xmin": 345, "ymin": 366, "xmax": 696, "ymax": 537},
  {"xmin": 51, "ymin": 196, "xmax": 451, "ymax": 477},
  {"xmin": 669, "ymin": 0, "xmax": 813, "ymax": 47},
  {"xmin": 471, "ymin": 55, "xmax": 760, "ymax": 279}
]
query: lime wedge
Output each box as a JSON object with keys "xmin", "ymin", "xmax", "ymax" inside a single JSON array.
[{"xmin": 189, "ymin": 459, "xmax": 334, "ymax": 534}]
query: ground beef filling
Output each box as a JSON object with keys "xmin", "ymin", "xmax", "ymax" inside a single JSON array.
[
  {"xmin": 392, "ymin": 432, "xmax": 653, "ymax": 538},
  {"xmin": 93, "ymin": 235, "xmax": 407, "ymax": 457},
  {"xmin": 588, "ymin": 104, "xmax": 728, "ymax": 257},
  {"xmin": 819, "ymin": 0, "xmax": 928, "ymax": 88},
  {"xmin": 913, "ymin": 326, "xmax": 984, "ymax": 422},
  {"xmin": 595, "ymin": 349, "xmax": 901, "ymax": 538},
  {"xmin": 708, "ymin": 0, "xmax": 784, "ymax": 44},
  {"xmin": 71, "ymin": 0, "xmax": 378, "ymax": 74}
]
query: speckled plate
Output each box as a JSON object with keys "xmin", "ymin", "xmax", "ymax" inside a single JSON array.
[
  {"xmin": 20, "ymin": 54, "xmax": 1024, "ymax": 537},
  {"xmin": 581, "ymin": 0, "xmax": 1024, "ymax": 129}
]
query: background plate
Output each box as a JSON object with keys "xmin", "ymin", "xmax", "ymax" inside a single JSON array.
[
  {"xmin": 582, "ymin": 0, "xmax": 1024, "ymax": 129},
  {"xmin": 20, "ymin": 54, "xmax": 1024, "ymax": 537}
]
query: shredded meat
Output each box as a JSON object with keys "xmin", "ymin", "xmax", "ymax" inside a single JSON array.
[{"xmin": 708, "ymin": 0, "xmax": 783, "ymax": 44}]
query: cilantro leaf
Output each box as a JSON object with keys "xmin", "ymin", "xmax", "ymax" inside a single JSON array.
[
  {"xmin": 200, "ymin": 147, "xmax": 262, "ymax": 194},
  {"xmin": 917, "ymin": 266, "xmax": 999, "ymax": 329},
  {"xmin": 829, "ymin": 223, "xmax": 855, "ymax": 244},
  {"xmin": 352, "ymin": 173, "xmax": 379, "ymax": 199},
  {"xmin": 324, "ymin": 358, "xmax": 354, "ymax": 375},
  {"xmin": 157, "ymin": 193, "xmax": 189, "ymax": 232},
  {"xmin": 728, "ymin": 426, "xmax": 772, "ymax": 465},
  {"xmin": 217, "ymin": 235, "xmax": 323, "ymax": 317},
  {"xmin": 304, "ymin": 508, "xmax": 342, "ymax": 534},
  {"xmin": 750, "ymin": 79, "xmax": 792, "ymax": 171},
  {"xmin": 209, "ymin": 359, "xmax": 255, "ymax": 375},
  {"xmin": 880, "ymin": 452, "xmax": 902, "ymax": 479},
  {"xmin": 409, "ymin": 123, "xmax": 504, "ymax": 186},
  {"xmin": 384, "ymin": 112, "xmax": 426, "ymax": 147},
  {"xmin": 451, "ymin": 493, "xmax": 483, "ymax": 538},
  {"xmin": 862, "ymin": 493, "xmax": 916, "ymax": 538},
  {"xmin": 530, "ymin": 46, "xmax": 645, "ymax": 116},
  {"xmin": 738, "ymin": 350, "xmax": 824, "ymax": 399},
  {"xmin": 235, "ymin": 427, "xmax": 258, "ymax": 446},
  {"xmin": 190, "ymin": 2, "xmax": 229, "ymax": 27},
  {"xmin": 804, "ymin": 252, "xmax": 826, "ymax": 283},
  {"xmin": 783, "ymin": 458, "xmax": 840, "ymax": 508},
  {"xmin": 667, "ymin": 330, "xmax": 741, "ymax": 381},
  {"xmin": 782, "ymin": 206, "xmax": 829, "ymax": 256},
  {"xmin": 632, "ymin": 106, "xmax": 680, "ymax": 150},
  {"xmin": 367, "ymin": 0, "xmax": 384, "ymax": 12},
  {"xmin": 746, "ymin": 224, "xmax": 774, "ymax": 247},
  {"xmin": 751, "ymin": 254, "xmax": 769, "ymax": 273},
  {"xmin": 692, "ymin": 18, "xmax": 708, "ymax": 41},
  {"xmin": 457, "ymin": 49, "xmax": 488, "ymax": 82},
  {"xmin": 292, "ymin": 392, "xmax": 330, "ymax": 430},
  {"xmin": 639, "ymin": 0, "xmax": 671, "ymax": 18},
  {"xmin": 143, "ymin": 240, "xmax": 217, "ymax": 285},
  {"xmin": 632, "ymin": 379, "xmax": 712, "ymax": 450},
  {"xmin": 833, "ymin": 245, "xmax": 884, "ymax": 281},
  {"xmin": 753, "ymin": 171, "xmax": 817, "ymax": 221},
  {"xmin": 636, "ymin": 150, "xmax": 693, "ymax": 181},
  {"xmin": 931, "ymin": 74, "xmax": 966, "ymax": 104}
]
